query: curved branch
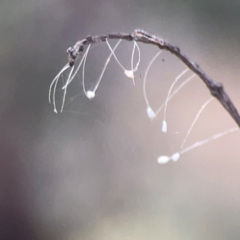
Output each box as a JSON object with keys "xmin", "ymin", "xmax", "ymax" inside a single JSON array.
[{"xmin": 66, "ymin": 29, "xmax": 240, "ymax": 127}]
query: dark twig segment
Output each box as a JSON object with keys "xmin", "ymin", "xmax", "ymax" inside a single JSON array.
[{"xmin": 66, "ymin": 29, "xmax": 240, "ymax": 127}]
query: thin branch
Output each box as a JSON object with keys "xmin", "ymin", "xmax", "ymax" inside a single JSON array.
[{"xmin": 66, "ymin": 29, "xmax": 240, "ymax": 127}]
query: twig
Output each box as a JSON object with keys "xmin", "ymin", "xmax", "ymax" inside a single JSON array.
[{"xmin": 66, "ymin": 29, "xmax": 240, "ymax": 127}]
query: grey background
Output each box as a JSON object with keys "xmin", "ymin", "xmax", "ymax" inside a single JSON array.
[{"xmin": 1, "ymin": 0, "xmax": 240, "ymax": 239}]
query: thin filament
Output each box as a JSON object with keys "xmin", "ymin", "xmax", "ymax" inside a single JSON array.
[
  {"xmin": 131, "ymin": 41, "xmax": 136, "ymax": 85},
  {"xmin": 51, "ymin": 64, "xmax": 70, "ymax": 113},
  {"xmin": 82, "ymin": 44, "xmax": 91, "ymax": 97},
  {"xmin": 93, "ymin": 40, "xmax": 122, "ymax": 93},
  {"xmin": 131, "ymin": 41, "xmax": 135, "ymax": 71},
  {"xmin": 133, "ymin": 41, "xmax": 141, "ymax": 72},
  {"xmin": 158, "ymin": 127, "xmax": 239, "ymax": 164},
  {"xmin": 106, "ymin": 39, "xmax": 125, "ymax": 70},
  {"xmin": 181, "ymin": 97, "xmax": 213, "ymax": 149},
  {"xmin": 49, "ymin": 63, "xmax": 69, "ymax": 104},
  {"xmin": 106, "ymin": 39, "xmax": 141, "ymax": 79},
  {"xmin": 62, "ymin": 46, "xmax": 92, "ymax": 90},
  {"xmin": 60, "ymin": 66, "xmax": 75, "ymax": 112},
  {"xmin": 180, "ymin": 127, "xmax": 238, "ymax": 155},
  {"xmin": 130, "ymin": 41, "xmax": 141, "ymax": 85},
  {"xmin": 154, "ymin": 74, "xmax": 196, "ymax": 117},
  {"xmin": 143, "ymin": 50, "xmax": 162, "ymax": 107},
  {"xmin": 162, "ymin": 68, "xmax": 189, "ymax": 125}
]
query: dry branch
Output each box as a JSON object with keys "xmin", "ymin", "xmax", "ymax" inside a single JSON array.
[{"xmin": 66, "ymin": 29, "xmax": 240, "ymax": 127}]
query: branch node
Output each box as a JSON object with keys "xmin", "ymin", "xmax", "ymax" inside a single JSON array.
[
  {"xmin": 210, "ymin": 82, "xmax": 223, "ymax": 97},
  {"xmin": 86, "ymin": 35, "xmax": 93, "ymax": 42}
]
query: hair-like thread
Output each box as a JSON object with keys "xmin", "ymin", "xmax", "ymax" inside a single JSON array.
[{"xmin": 181, "ymin": 97, "xmax": 213, "ymax": 149}]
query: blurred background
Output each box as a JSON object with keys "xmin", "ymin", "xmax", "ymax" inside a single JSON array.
[{"xmin": 1, "ymin": 0, "xmax": 240, "ymax": 239}]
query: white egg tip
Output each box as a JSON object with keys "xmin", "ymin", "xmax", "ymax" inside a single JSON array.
[
  {"xmin": 124, "ymin": 70, "xmax": 134, "ymax": 79},
  {"xmin": 157, "ymin": 155, "xmax": 170, "ymax": 164},
  {"xmin": 170, "ymin": 152, "xmax": 180, "ymax": 161},
  {"xmin": 146, "ymin": 106, "xmax": 156, "ymax": 119},
  {"xmin": 162, "ymin": 120, "xmax": 167, "ymax": 133},
  {"xmin": 86, "ymin": 91, "xmax": 95, "ymax": 99}
]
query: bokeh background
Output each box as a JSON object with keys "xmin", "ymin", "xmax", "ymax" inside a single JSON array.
[{"xmin": 1, "ymin": 0, "xmax": 240, "ymax": 239}]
